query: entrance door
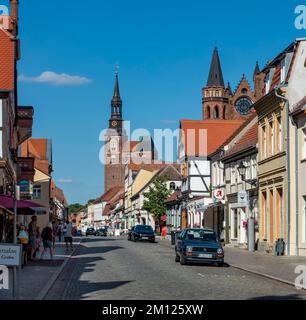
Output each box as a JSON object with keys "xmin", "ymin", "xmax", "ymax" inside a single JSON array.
[
  {"xmin": 269, "ymin": 189, "xmax": 274, "ymax": 245},
  {"xmin": 232, "ymin": 209, "xmax": 238, "ymax": 240}
]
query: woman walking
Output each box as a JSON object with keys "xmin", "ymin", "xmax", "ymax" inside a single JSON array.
[{"xmin": 40, "ymin": 223, "xmax": 54, "ymax": 260}]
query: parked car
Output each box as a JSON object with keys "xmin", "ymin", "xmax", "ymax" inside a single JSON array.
[
  {"xmin": 131, "ymin": 225, "xmax": 155, "ymax": 243},
  {"xmin": 127, "ymin": 226, "xmax": 135, "ymax": 241},
  {"xmin": 95, "ymin": 228, "xmax": 107, "ymax": 237},
  {"xmin": 175, "ymin": 228, "xmax": 224, "ymax": 267},
  {"xmin": 86, "ymin": 227, "xmax": 96, "ymax": 236}
]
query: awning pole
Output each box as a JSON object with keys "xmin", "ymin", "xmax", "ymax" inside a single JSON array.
[{"xmin": 12, "ymin": 185, "xmax": 20, "ymax": 300}]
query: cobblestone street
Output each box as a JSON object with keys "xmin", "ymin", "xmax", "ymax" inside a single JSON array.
[{"xmin": 44, "ymin": 237, "xmax": 306, "ymax": 300}]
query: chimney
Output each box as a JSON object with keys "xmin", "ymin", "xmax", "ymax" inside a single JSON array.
[{"xmin": 10, "ymin": 0, "xmax": 18, "ymax": 36}]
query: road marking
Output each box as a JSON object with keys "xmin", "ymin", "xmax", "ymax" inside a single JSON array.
[{"xmin": 197, "ymin": 273, "xmax": 205, "ymax": 278}]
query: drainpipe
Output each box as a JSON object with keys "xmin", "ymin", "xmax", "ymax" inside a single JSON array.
[
  {"xmin": 291, "ymin": 115, "xmax": 299, "ymax": 256},
  {"xmin": 274, "ymin": 85, "xmax": 290, "ymax": 255}
]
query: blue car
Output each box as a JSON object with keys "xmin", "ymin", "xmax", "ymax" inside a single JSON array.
[{"xmin": 175, "ymin": 228, "xmax": 224, "ymax": 267}]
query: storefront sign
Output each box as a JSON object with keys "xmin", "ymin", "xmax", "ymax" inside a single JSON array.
[
  {"xmin": 214, "ymin": 188, "xmax": 225, "ymax": 201},
  {"xmin": 0, "ymin": 244, "xmax": 22, "ymax": 267},
  {"xmin": 19, "ymin": 180, "xmax": 33, "ymax": 199}
]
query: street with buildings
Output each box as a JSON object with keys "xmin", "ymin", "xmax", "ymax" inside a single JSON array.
[{"xmin": 1, "ymin": 0, "xmax": 306, "ymax": 302}]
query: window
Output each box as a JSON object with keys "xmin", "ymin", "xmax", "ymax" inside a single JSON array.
[
  {"xmin": 261, "ymin": 125, "xmax": 266, "ymax": 159},
  {"xmin": 303, "ymin": 129, "xmax": 306, "ymax": 159},
  {"xmin": 251, "ymin": 158, "xmax": 257, "ymax": 179},
  {"xmin": 268, "ymin": 120, "xmax": 274, "ymax": 156},
  {"xmin": 280, "ymin": 59, "xmax": 286, "ymax": 83},
  {"xmin": 214, "ymin": 106, "xmax": 219, "ymax": 119},
  {"xmin": 33, "ymin": 185, "xmax": 41, "ymax": 199},
  {"xmin": 265, "ymin": 75, "xmax": 271, "ymax": 94},
  {"xmin": 231, "ymin": 164, "xmax": 236, "ymax": 184},
  {"xmin": 170, "ymin": 182, "xmax": 176, "ymax": 191},
  {"xmin": 276, "ymin": 116, "xmax": 282, "ymax": 153},
  {"xmin": 223, "ymin": 106, "xmax": 226, "ymax": 119}
]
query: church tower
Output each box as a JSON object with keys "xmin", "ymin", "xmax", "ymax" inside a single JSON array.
[
  {"xmin": 202, "ymin": 47, "xmax": 256, "ymax": 121},
  {"xmin": 104, "ymin": 73, "xmax": 126, "ymax": 193}
]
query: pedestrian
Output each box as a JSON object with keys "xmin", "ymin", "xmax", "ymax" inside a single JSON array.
[
  {"xmin": 161, "ymin": 224, "xmax": 167, "ymax": 240},
  {"xmin": 28, "ymin": 216, "xmax": 37, "ymax": 260},
  {"xmin": 40, "ymin": 223, "xmax": 54, "ymax": 260},
  {"xmin": 18, "ymin": 224, "xmax": 29, "ymax": 267},
  {"xmin": 52, "ymin": 220, "xmax": 58, "ymax": 249},
  {"xmin": 35, "ymin": 227, "xmax": 42, "ymax": 257},
  {"xmin": 63, "ymin": 220, "xmax": 73, "ymax": 251},
  {"xmin": 57, "ymin": 222, "xmax": 63, "ymax": 242}
]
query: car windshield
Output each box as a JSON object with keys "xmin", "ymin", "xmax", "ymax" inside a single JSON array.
[
  {"xmin": 184, "ymin": 229, "xmax": 217, "ymax": 242},
  {"xmin": 136, "ymin": 225, "xmax": 153, "ymax": 232}
]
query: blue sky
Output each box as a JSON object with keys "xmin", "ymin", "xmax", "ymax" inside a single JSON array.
[{"xmin": 2, "ymin": 0, "xmax": 304, "ymax": 204}]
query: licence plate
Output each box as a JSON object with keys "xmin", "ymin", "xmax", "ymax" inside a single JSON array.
[
  {"xmin": 142, "ymin": 237, "xmax": 149, "ymax": 240},
  {"xmin": 198, "ymin": 253, "xmax": 212, "ymax": 259}
]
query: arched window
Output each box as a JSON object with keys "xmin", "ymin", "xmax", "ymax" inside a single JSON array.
[
  {"xmin": 206, "ymin": 106, "xmax": 211, "ymax": 119},
  {"xmin": 223, "ymin": 106, "xmax": 226, "ymax": 119},
  {"xmin": 170, "ymin": 182, "xmax": 176, "ymax": 190},
  {"xmin": 214, "ymin": 106, "xmax": 219, "ymax": 119}
]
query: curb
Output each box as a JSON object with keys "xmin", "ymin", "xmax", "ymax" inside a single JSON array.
[
  {"xmin": 229, "ymin": 263, "xmax": 298, "ymax": 288},
  {"xmin": 35, "ymin": 239, "xmax": 82, "ymax": 300}
]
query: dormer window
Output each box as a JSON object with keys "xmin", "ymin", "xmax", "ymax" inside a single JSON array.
[
  {"xmin": 265, "ymin": 74, "xmax": 271, "ymax": 94},
  {"xmin": 280, "ymin": 59, "xmax": 286, "ymax": 83}
]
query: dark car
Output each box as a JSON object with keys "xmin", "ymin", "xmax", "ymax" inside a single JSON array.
[
  {"xmin": 95, "ymin": 228, "xmax": 107, "ymax": 237},
  {"xmin": 131, "ymin": 225, "xmax": 155, "ymax": 243},
  {"xmin": 86, "ymin": 227, "xmax": 96, "ymax": 237},
  {"xmin": 127, "ymin": 226, "xmax": 135, "ymax": 241},
  {"xmin": 175, "ymin": 228, "xmax": 224, "ymax": 266}
]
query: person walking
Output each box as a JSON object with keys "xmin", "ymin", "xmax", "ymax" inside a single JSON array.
[
  {"xmin": 28, "ymin": 216, "xmax": 37, "ymax": 261},
  {"xmin": 52, "ymin": 220, "xmax": 58, "ymax": 249},
  {"xmin": 40, "ymin": 223, "xmax": 54, "ymax": 260},
  {"xmin": 18, "ymin": 224, "xmax": 29, "ymax": 267},
  {"xmin": 63, "ymin": 220, "xmax": 73, "ymax": 251},
  {"xmin": 35, "ymin": 227, "xmax": 42, "ymax": 258},
  {"xmin": 161, "ymin": 224, "xmax": 167, "ymax": 240},
  {"xmin": 57, "ymin": 222, "xmax": 63, "ymax": 242}
]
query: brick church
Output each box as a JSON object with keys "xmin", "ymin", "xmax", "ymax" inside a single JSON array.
[
  {"xmin": 202, "ymin": 47, "xmax": 264, "ymax": 121},
  {"xmin": 103, "ymin": 73, "xmax": 156, "ymax": 193}
]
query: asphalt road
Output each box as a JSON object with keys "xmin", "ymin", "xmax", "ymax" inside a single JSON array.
[{"xmin": 45, "ymin": 237, "xmax": 306, "ymax": 300}]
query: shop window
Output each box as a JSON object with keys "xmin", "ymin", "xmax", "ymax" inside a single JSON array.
[{"xmin": 214, "ymin": 106, "xmax": 219, "ymax": 119}]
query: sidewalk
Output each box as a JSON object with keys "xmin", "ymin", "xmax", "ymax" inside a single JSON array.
[
  {"xmin": 224, "ymin": 246, "xmax": 306, "ymax": 286},
  {"xmin": 158, "ymin": 238, "xmax": 306, "ymax": 287},
  {"xmin": 0, "ymin": 238, "xmax": 80, "ymax": 300}
]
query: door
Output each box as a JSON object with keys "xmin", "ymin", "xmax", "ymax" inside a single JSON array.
[{"xmin": 269, "ymin": 189, "xmax": 274, "ymax": 245}]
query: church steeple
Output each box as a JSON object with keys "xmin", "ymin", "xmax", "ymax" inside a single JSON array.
[
  {"xmin": 111, "ymin": 72, "xmax": 122, "ymax": 120},
  {"xmin": 206, "ymin": 47, "xmax": 225, "ymax": 87},
  {"xmin": 109, "ymin": 72, "xmax": 123, "ymax": 134}
]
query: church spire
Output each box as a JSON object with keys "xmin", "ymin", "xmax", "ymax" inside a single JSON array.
[
  {"xmin": 206, "ymin": 47, "xmax": 225, "ymax": 87},
  {"xmin": 111, "ymin": 72, "xmax": 122, "ymax": 120}
]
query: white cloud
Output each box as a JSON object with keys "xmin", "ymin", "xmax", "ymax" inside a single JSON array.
[{"xmin": 19, "ymin": 71, "xmax": 92, "ymax": 86}]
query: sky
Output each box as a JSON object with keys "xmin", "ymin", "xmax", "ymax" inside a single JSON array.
[{"xmin": 1, "ymin": 0, "xmax": 305, "ymax": 204}]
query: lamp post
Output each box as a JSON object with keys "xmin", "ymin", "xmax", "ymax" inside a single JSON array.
[{"xmin": 237, "ymin": 162, "xmax": 257, "ymax": 252}]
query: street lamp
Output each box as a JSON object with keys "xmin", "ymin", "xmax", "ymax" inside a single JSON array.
[
  {"xmin": 237, "ymin": 162, "xmax": 257, "ymax": 252},
  {"xmin": 237, "ymin": 162, "xmax": 246, "ymax": 180}
]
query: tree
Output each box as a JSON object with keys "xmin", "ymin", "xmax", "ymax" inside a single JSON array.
[
  {"xmin": 142, "ymin": 176, "xmax": 171, "ymax": 220},
  {"xmin": 68, "ymin": 203, "xmax": 84, "ymax": 214}
]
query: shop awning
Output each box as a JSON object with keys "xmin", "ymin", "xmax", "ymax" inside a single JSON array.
[{"xmin": 0, "ymin": 195, "xmax": 46, "ymax": 215}]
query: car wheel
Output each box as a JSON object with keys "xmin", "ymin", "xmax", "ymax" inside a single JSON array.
[
  {"xmin": 180, "ymin": 255, "xmax": 186, "ymax": 265},
  {"xmin": 133, "ymin": 236, "xmax": 137, "ymax": 242},
  {"xmin": 175, "ymin": 254, "xmax": 180, "ymax": 262},
  {"xmin": 217, "ymin": 262, "xmax": 224, "ymax": 267}
]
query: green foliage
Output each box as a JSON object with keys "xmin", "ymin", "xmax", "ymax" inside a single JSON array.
[
  {"xmin": 142, "ymin": 176, "xmax": 171, "ymax": 220},
  {"xmin": 68, "ymin": 203, "xmax": 85, "ymax": 214}
]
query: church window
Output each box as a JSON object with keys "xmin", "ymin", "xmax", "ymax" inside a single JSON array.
[
  {"xmin": 170, "ymin": 182, "xmax": 176, "ymax": 190},
  {"xmin": 241, "ymin": 88, "xmax": 248, "ymax": 94},
  {"xmin": 214, "ymin": 106, "xmax": 219, "ymax": 119}
]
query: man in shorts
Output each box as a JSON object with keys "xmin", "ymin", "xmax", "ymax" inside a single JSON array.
[{"xmin": 64, "ymin": 220, "xmax": 73, "ymax": 251}]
